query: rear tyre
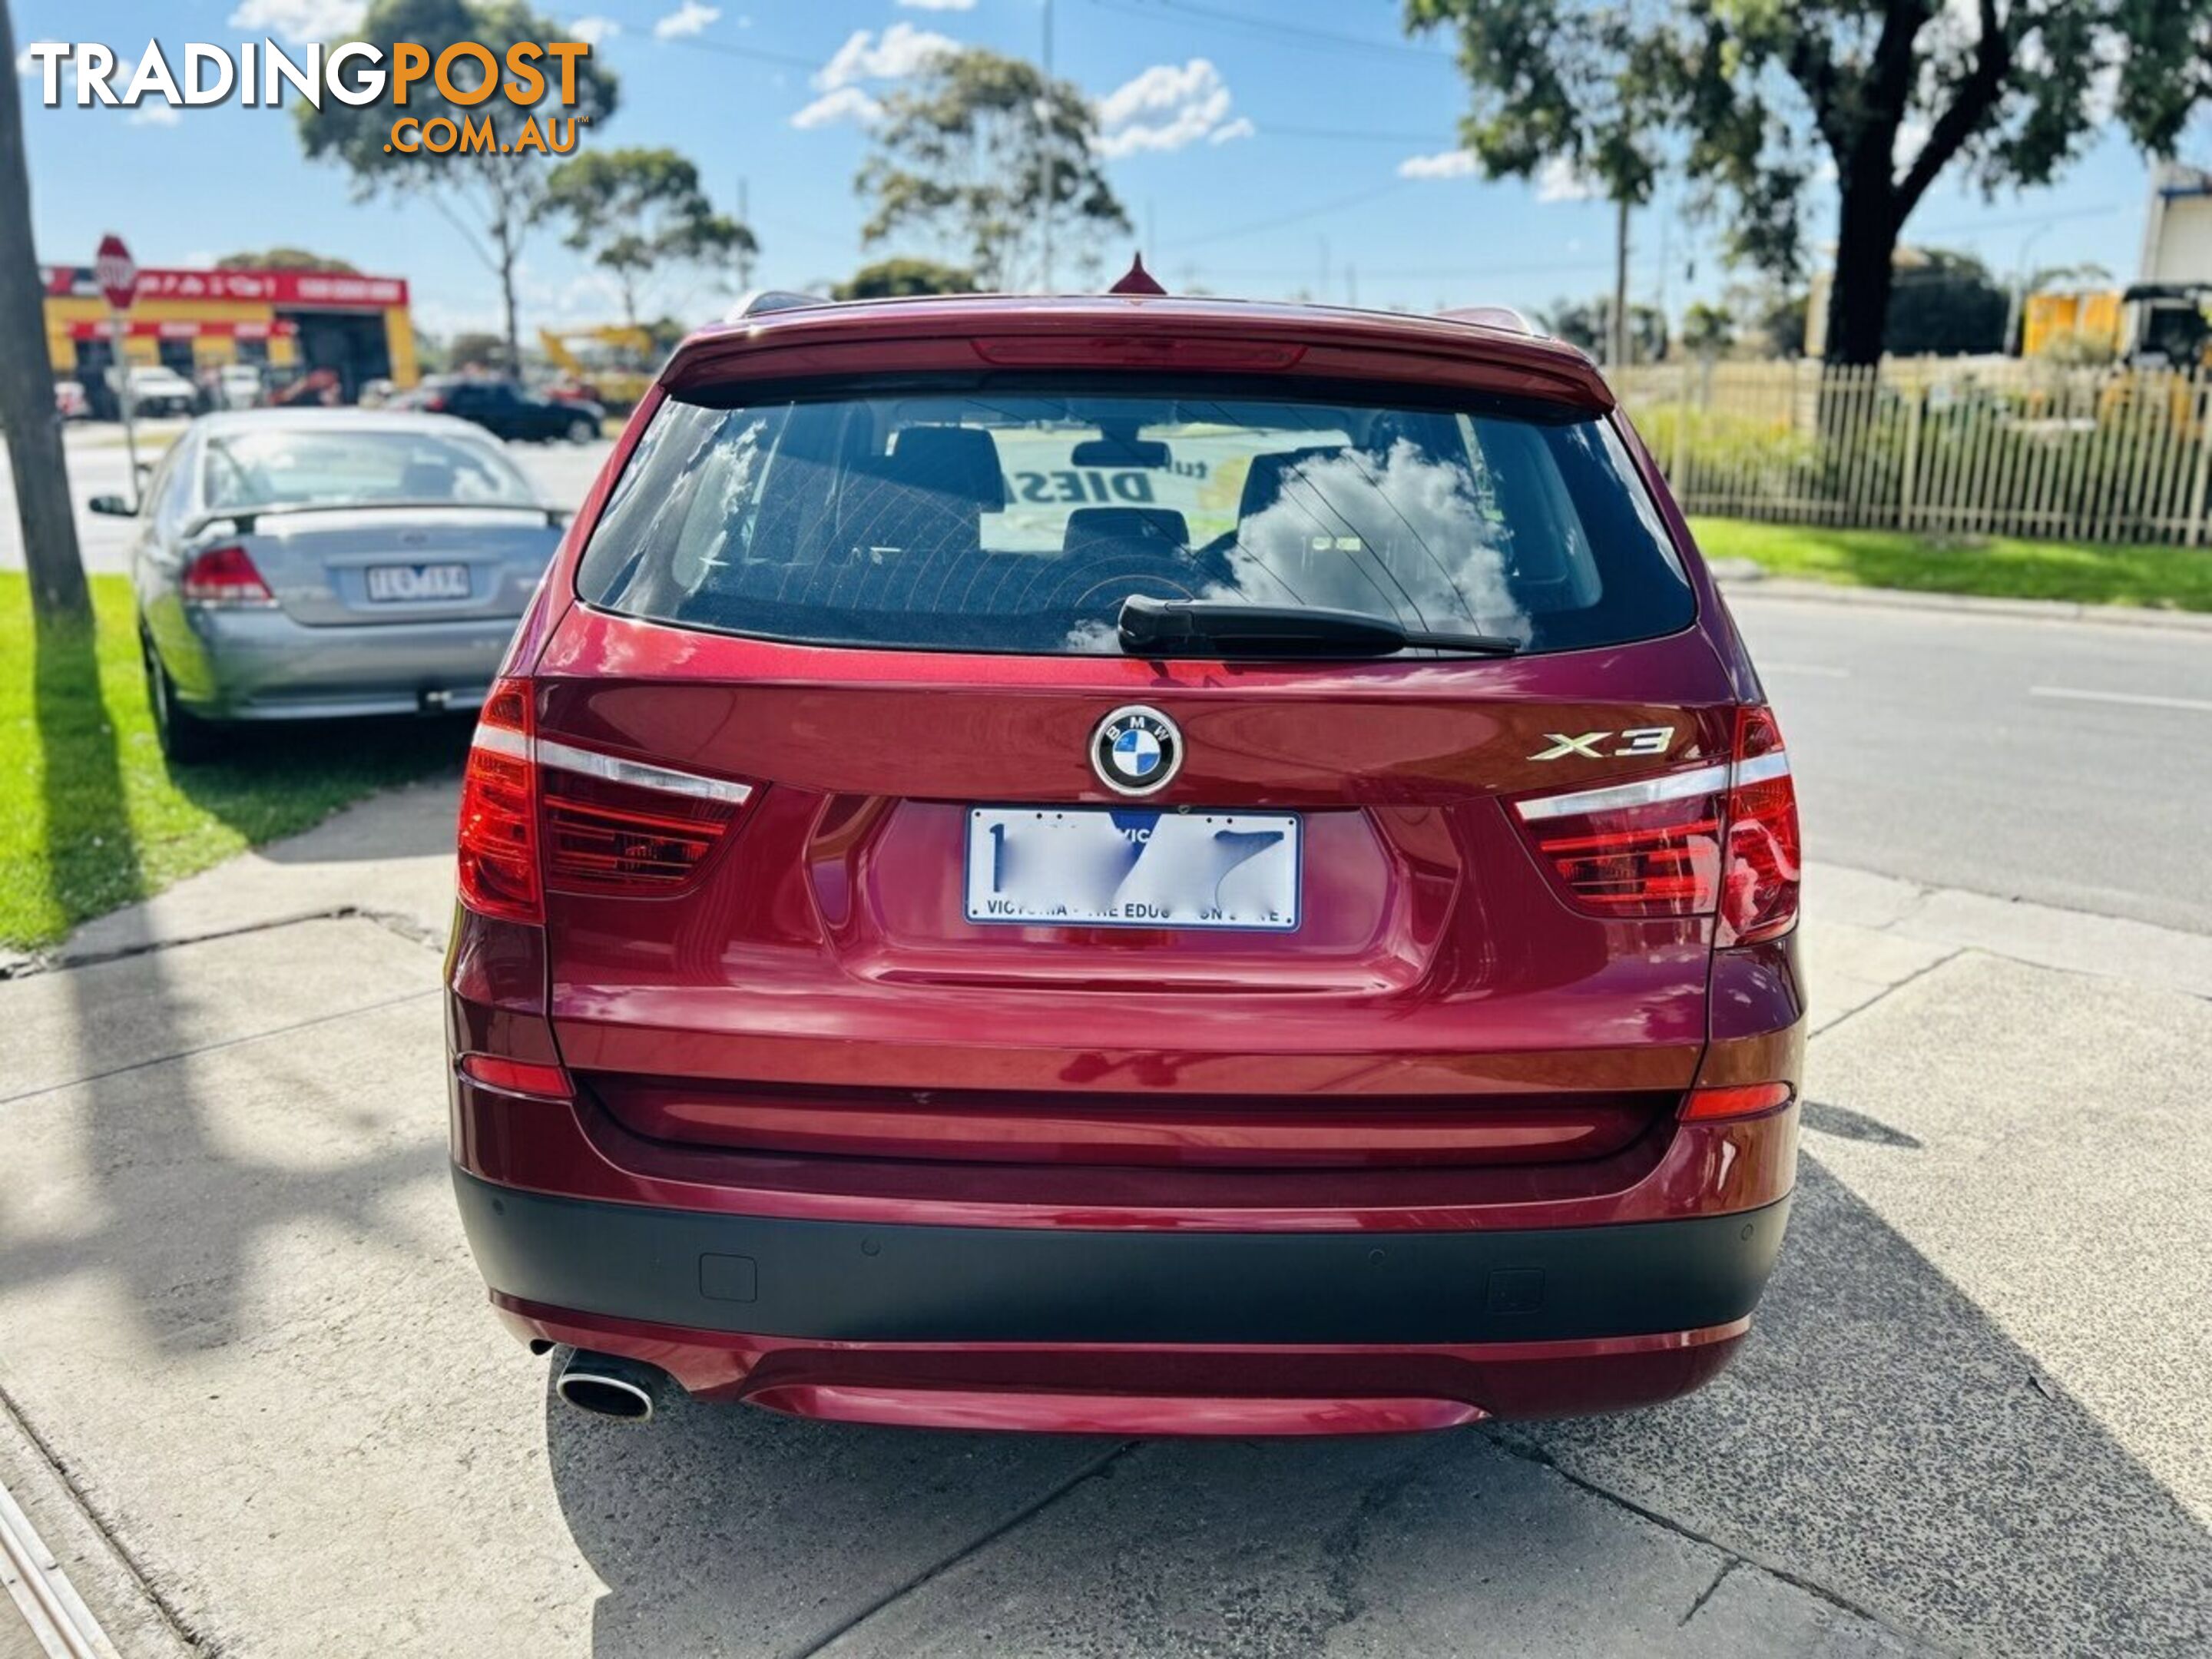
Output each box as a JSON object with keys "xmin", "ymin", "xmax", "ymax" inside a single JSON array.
[
  {"xmin": 567, "ymin": 415, "xmax": 599, "ymax": 443},
  {"xmin": 143, "ymin": 634, "xmax": 224, "ymax": 764}
]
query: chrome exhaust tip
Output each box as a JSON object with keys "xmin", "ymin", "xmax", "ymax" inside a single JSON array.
[{"xmin": 555, "ymin": 1349, "xmax": 664, "ymax": 1422}]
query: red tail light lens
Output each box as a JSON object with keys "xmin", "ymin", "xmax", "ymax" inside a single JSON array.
[
  {"xmin": 1682, "ymin": 1082, "xmax": 1794, "ymax": 1121},
  {"xmin": 180, "ymin": 545, "xmax": 276, "ymax": 608},
  {"xmin": 1718, "ymin": 706, "xmax": 1801, "ymax": 945},
  {"xmin": 1512, "ymin": 704, "xmax": 1800, "ymax": 942},
  {"xmin": 1513, "ymin": 764, "xmax": 1727, "ymax": 916},
  {"xmin": 456, "ymin": 680, "xmax": 541, "ymax": 922},
  {"xmin": 538, "ymin": 740, "xmax": 749, "ymax": 891},
  {"xmin": 455, "ymin": 682, "xmax": 753, "ymax": 920}
]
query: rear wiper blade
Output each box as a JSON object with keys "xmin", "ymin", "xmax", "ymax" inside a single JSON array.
[{"xmin": 1118, "ymin": 595, "xmax": 1520, "ymax": 658}]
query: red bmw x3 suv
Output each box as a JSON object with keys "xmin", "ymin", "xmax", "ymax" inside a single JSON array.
[{"xmin": 446, "ymin": 287, "xmax": 1804, "ymax": 1435}]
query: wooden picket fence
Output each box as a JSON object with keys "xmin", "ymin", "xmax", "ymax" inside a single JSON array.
[{"xmin": 1611, "ymin": 357, "xmax": 2212, "ymax": 546}]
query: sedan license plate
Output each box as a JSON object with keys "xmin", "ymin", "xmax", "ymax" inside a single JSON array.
[
  {"xmin": 366, "ymin": 562, "xmax": 469, "ymax": 602},
  {"xmin": 965, "ymin": 807, "xmax": 1300, "ymax": 931}
]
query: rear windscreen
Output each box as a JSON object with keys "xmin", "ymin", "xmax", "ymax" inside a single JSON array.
[{"xmin": 576, "ymin": 379, "xmax": 1695, "ymax": 656}]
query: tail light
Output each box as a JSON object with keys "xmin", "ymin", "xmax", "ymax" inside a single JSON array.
[
  {"xmin": 180, "ymin": 545, "xmax": 276, "ymax": 608},
  {"xmin": 1512, "ymin": 704, "xmax": 1800, "ymax": 940},
  {"xmin": 455, "ymin": 677, "xmax": 755, "ymax": 923},
  {"xmin": 1512, "ymin": 763, "xmax": 1727, "ymax": 917},
  {"xmin": 456, "ymin": 682, "xmax": 540, "ymax": 922},
  {"xmin": 1717, "ymin": 706, "xmax": 1801, "ymax": 945}
]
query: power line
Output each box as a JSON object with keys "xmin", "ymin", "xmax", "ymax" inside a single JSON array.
[
  {"xmin": 1177, "ymin": 181, "xmax": 1409, "ymax": 248},
  {"xmin": 1258, "ymin": 123, "xmax": 1455, "ymax": 144},
  {"xmin": 597, "ymin": 9, "xmax": 819, "ymax": 71},
  {"xmin": 1081, "ymin": 0, "xmax": 1452, "ymax": 63}
]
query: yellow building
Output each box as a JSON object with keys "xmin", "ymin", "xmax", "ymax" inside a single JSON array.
[{"xmin": 41, "ymin": 262, "xmax": 417, "ymax": 405}]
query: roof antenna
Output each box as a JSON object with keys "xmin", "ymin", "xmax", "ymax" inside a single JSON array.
[{"xmin": 1108, "ymin": 252, "xmax": 1167, "ymax": 296}]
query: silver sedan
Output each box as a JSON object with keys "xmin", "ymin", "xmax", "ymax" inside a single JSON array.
[{"xmin": 101, "ymin": 409, "xmax": 568, "ymax": 761}]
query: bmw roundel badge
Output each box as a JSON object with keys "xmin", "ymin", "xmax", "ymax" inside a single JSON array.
[{"xmin": 1091, "ymin": 705, "xmax": 1183, "ymax": 796}]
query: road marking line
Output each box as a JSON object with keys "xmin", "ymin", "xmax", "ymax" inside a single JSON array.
[
  {"xmin": 0, "ymin": 1475, "xmax": 121, "ymax": 1659},
  {"xmin": 2030, "ymin": 685, "xmax": 2212, "ymax": 714},
  {"xmin": 1760, "ymin": 662, "xmax": 1852, "ymax": 678}
]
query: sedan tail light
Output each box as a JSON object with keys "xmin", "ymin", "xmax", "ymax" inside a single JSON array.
[
  {"xmin": 180, "ymin": 545, "xmax": 276, "ymax": 608},
  {"xmin": 1512, "ymin": 704, "xmax": 1800, "ymax": 941},
  {"xmin": 455, "ymin": 678, "xmax": 756, "ymax": 924}
]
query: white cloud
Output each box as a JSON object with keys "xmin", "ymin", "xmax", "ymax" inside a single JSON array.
[
  {"xmin": 226, "ymin": 0, "xmax": 366, "ymax": 43},
  {"xmin": 896, "ymin": 0, "xmax": 975, "ymax": 8},
  {"xmin": 18, "ymin": 47, "xmax": 153, "ymax": 107},
  {"xmin": 816, "ymin": 22, "xmax": 957, "ymax": 90},
  {"xmin": 1397, "ymin": 148, "xmax": 1478, "ymax": 180},
  {"xmin": 128, "ymin": 102, "xmax": 181, "ymax": 127},
  {"xmin": 1535, "ymin": 155, "xmax": 1595, "ymax": 201},
  {"xmin": 568, "ymin": 16, "xmax": 621, "ymax": 45},
  {"xmin": 15, "ymin": 40, "xmax": 58, "ymax": 73},
  {"xmin": 1094, "ymin": 59, "xmax": 1249, "ymax": 159},
  {"xmin": 654, "ymin": 2, "xmax": 720, "ymax": 40},
  {"xmin": 791, "ymin": 84, "xmax": 882, "ymax": 129}
]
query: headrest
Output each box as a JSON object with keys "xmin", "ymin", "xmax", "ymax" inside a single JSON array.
[
  {"xmin": 889, "ymin": 426, "xmax": 1007, "ymax": 510},
  {"xmin": 1070, "ymin": 435, "xmax": 1171, "ymax": 469},
  {"xmin": 1063, "ymin": 507, "xmax": 1190, "ymax": 553},
  {"xmin": 1237, "ymin": 446, "xmax": 1350, "ymax": 522}
]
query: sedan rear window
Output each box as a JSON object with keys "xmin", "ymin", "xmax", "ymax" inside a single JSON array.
[
  {"xmin": 200, "ymin": 428, "xmax": 537, "ymax": 513},
  {"xmin": 577, "ymin": 379, "xmax": 1694, "ymax": 656}
]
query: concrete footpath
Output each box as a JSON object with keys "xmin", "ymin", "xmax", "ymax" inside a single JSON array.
[{"xmin": 2, "ymin": 779, "xmax": 2207, "ymax": 1657}]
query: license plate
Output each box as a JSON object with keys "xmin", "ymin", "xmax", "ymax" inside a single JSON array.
[
  {"xmin": 965, "ymin": 807, "xmax": 1301, "ymax": 931},
  {"xmin": 366, "ymin": 562, "xmax": 469, "ymax": 601}
]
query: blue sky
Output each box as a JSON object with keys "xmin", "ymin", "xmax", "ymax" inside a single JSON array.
[{"xmin": 12, "ymin": 0, "xmax": 2188, "ymax": 341}]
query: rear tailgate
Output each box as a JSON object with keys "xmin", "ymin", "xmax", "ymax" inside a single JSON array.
[
  {"xmin": 237, "ymin": 507, "xmax": 560, "ymax": 625},
  {"xmin": 532, "ymin": 607, "xmax": 1736, "ymax": 1169}
]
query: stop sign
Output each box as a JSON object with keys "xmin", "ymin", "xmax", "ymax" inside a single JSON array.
[{"xmin": 94, "ymin": 233, "xmax": 137, "ymax": 312}]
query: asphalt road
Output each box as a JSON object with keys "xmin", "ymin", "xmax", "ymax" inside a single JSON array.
[{"xmin": 1732, "ymin": 594, "xmax": 2212, "ymax": 935}]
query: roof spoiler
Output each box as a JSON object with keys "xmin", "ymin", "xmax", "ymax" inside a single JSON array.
[
  {"xmin": 1437, "ymin": 305, "xmax": 1538, "ymax": 336},
  {"xmin": 723, "ymin": 289, "xmax": 831, "ymax": 323},
  {"xmin": 191, "ymin": 502, "xmax": 568, "ymax": 538}
]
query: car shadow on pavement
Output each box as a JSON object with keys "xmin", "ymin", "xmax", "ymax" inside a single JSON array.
[
  {"xmin": 542, "ymin": 1157, "xmax": 2212, "ymax": 1658},
  {"xmin": 7, "ymin": 624, "xmax": 445, "ymax": 1350},
  {"xmin": 167, "ymin": 714, "xmax": 472, "ymax": 858}
]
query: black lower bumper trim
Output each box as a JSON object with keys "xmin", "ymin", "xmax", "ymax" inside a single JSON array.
[{"xmin": 452, "ymin": 1168, "xmax": 1789, "ymax": 1346}]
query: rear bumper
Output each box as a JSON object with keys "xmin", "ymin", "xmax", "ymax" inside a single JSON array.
[
  {"xmin": 455, "ymin": 1166, "xmax": 1788, "ymax": 1428},
  {"xmin": 161, "ymin": 608, "xmax": 519, "ymax": 720}
]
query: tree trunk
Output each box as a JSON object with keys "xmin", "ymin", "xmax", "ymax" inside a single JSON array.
[
  {"xmin": 1825, "ymin": 164, "xmax": 1900, "ymax": 368},
  {"xmin": 0, "ymin": 0, "xmax": 89, "ymax": 628}
]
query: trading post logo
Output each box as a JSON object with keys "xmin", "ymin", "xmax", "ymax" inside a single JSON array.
[{"xmin": 19, "ymin": 38, "xmax": 598, "ymax": 156}]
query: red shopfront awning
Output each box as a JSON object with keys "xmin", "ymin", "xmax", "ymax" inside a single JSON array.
[{"xmin": 65, "ymin": 319, "xmax": 300, "ymax": 342}]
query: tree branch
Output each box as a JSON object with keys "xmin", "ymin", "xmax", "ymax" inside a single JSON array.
[{"xmin": 1896, "ymin": 0, "xmax": 2011, "ymax": 214}]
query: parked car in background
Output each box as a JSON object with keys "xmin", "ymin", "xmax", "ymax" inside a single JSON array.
[
  {"xmin": 218, "ymin": 364, "xmax": 265, "ymax": 410},
  {"xmin": 114, "ymin": 365, "xmax": 199, "ymax": 418},
  {"xmin": 95, "ymin": 409, "xmax": 566, "ymax": 761},
  {"xmin": 404, "ymin": 376, "xmax": 604, "ymax": 442},
  {"xmin": 54, "ymin": 379, "xmax": 89, "ymax": 420},
  {"xmin": 446, "ymin": 289, "xmax": 1806, "ymax": 1435}
]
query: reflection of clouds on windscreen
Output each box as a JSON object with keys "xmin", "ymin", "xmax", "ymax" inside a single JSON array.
[{"xmin": 1217, "ymin": 440, "xmax": 1530, "ymax": 640}]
